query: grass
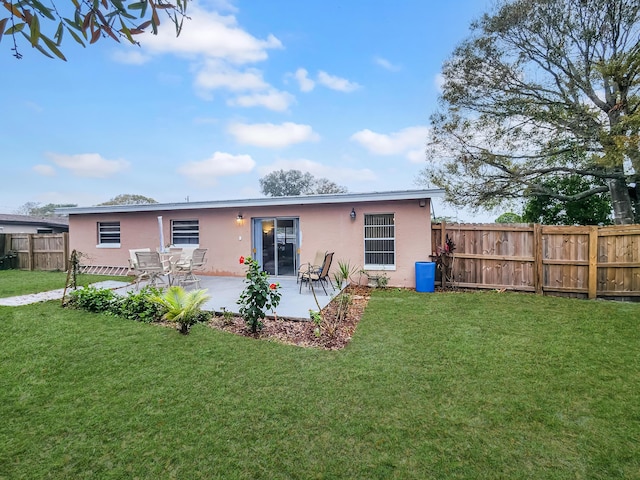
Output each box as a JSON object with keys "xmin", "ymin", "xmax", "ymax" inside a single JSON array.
[
  {"xmin": 0, "ymin": 270, "xmax": 132, "ymax": 298},
  {"xmin": 1, "ymin": 272, "xmax": 639, "ymax": 479}
]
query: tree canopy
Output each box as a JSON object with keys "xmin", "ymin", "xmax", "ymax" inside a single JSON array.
[
  {"xmin": 97, "ymin": 193, "xmax": 157, "ymax": 205},
  {"xmin": 522, "ymin": 175, "xmax": 613, "ymax": 225},
  {"xmin": 15, "ymin": 202, "xmax": 77, "ymax": 217},
  {"xmin": 1, "ymin": 0, "xmax": 188, "ymax": 60},
  {"xmin": 421, "ymin": 0, "xmax": 640, "ymax": 224},
  {"xmin": 259, "ymin": 170, "xmax": 348, "ymax": 197}
]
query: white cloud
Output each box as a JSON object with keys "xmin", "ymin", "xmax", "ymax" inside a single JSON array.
[
  {"xmin": 111, "ymin": 49, "xmax": 150, "ymax": 65},
  {"xmin": 141, "ymin": 7, "xmax": 282, "ymax": 64},
  {"xmin": 32, "ymin": 164, "xmax": 56, "ymax": 176},
  {"xmin": 259, "ymin": 158, "xmax": 377, "ymax": 184},
  {"xmin": 45, "ymin": 153, "xmax": 130, "ymax": 178},
  {"xmin": 228, "ymin": 122, "xmax": 320, "ymax": 148},
  {"xmin": 227, "ymin": 90, "xmax": 295, "ymax": 112},
  {"xmin": 317, "ymin": 71, "xmax": 360, "ymax": 92},
  {"xmin": 293, "ymin": 68, "xmax": 315, "ymax": 92},
  {"xmin": 194, "ymin": 60, "xmax": 269, "ymax": 92},
  {"xmin": 406, "ymin": 148, "xmax": 426, "ymax": 164},
  {"xmin": 178, "ymin": 151, "xmax": 256, "ymax": 186},
  {"xmin": 350, "ymin": 126, "xmax": 429, "ymax": 161},
  {"xmin": 434, "ymin": 73, "xmax": 445, "ymax": 92},
  {"xmin": 374, "ymin": 56, "xmax": 401, "ymax": 72}
]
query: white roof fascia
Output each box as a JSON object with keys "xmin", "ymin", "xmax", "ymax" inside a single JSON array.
[{"xmin": 56, "ymin": 189, "xmax": 445, "ymax": 215}]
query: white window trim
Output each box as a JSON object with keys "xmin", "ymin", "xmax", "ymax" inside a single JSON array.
[
  {"xmin": 171, "ymin": 219, "xmax": 200, "ymax": 246},
  {"xmin": 97, "ymin": 221, "xmax": 121, "ymax": 247},
  {"xmin": 96, "ymin": 243, "xmax": 121, "ymax": 249},
  {"xmin": 363, "ymin": 213, "xmax": 396, "ymax": 270}
]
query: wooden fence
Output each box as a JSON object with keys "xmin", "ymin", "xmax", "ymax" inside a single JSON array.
[
  {"xmin": 431, "ymin": 223, "xmax": 640, "ymax": 300},
  {"xmin": 1, "ymin": 233, "xmax": 69, "ymax": 271}
]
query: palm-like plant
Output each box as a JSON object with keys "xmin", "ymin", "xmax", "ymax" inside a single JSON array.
[{"xmin": 152, "ymin": 286, "xmax": 211, "ymax": 334}]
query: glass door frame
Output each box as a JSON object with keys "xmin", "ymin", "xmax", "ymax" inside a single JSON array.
[{"xmin": 251, "ymin": 217, "xmax": 300, "ymax": 276}]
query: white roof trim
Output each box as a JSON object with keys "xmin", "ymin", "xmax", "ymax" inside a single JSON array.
[{"xmin": 57, "ymin": 189, "xmax": 445, "ymax": 215}]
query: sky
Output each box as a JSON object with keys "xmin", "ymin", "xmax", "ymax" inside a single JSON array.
[{"xmin": 0, "ymin": 0, "xmax": 497, "ymax": 221}]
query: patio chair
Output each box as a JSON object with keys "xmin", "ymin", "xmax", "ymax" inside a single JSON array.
[
  {"xmin": 299, "ymin": 251, "xmax": 334, "ymax": 295},
  {"xmin": 172, "ymin": 248, "xmax": 208, "ymax": 289},
  {"xmin": 297, "ymin": 250, "xmax": 326, "ymax": 284},
  {"xmin": 135, "ymin": 251, "xmax": 171, "ymax": 289},
  {"xmin": 128, "ymin": 248, "xmax": 151, "ymax": 272}
]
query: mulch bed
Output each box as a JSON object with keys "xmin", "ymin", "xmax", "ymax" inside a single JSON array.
[{"xmin": 206, "ymin": 285, "xmax": 371, "ymax": 350}]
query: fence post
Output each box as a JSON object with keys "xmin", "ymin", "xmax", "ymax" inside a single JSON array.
[
  {"xmin": 588, "ymin": 226, "xmax": 598, "ymax": 299},
  {"xmin": 27, "ymin": 234, "xmax": 34, "ymax": 271},
  {"xmin": 63, "ymin": 232, "xmax": 70, "ymax": 272},
  {"xmin": 533, "ymin": 224, "xmax": 543, "ymax": 294}
]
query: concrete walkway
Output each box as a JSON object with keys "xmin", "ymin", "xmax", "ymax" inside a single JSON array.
[{"xmin": 0, "ymin": 276, "xmax": 338, "ymax": 320}]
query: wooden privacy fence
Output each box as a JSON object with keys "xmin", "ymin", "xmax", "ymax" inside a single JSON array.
[
  {"xmin": 432, "ymin": 223, "xmax": 640, "ymax": 300},
  {"xmin": 0, "ymin": 233, "xmax": 69, "ymax": 271}
]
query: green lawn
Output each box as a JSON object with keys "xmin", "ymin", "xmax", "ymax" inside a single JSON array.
[
  {"xmin": 1, "ymin": 272, "xmax": 639, "ymax": 479},
  {"xmin": 0, "ymin": 270, "xmax": 131, "ymax": 298}
]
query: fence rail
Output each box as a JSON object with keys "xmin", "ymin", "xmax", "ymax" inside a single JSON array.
[
  {"xmin": 432, "ymin": 223, "xmax": 640, "ymax": 300},
  {"xmin": 1, "ymin": 233, "xmax": 69, "ymax": 271}
]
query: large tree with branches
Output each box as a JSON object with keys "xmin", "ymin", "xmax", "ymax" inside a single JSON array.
[
  {"xmin": 0, "ymin": 0, "xmax": 188, "ymax": 60},
  {"xmin": 421, "ymin": 0, "xmax": 640, "ymax": 224}
]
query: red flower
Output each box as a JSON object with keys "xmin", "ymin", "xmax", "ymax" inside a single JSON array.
[
  {"xmin": 269, "ymin": 283, "xmax": 277, "ymax": 290},
  {"xmin": 239, "ymin": 256, "xmax": 245, "ymax": 264}
]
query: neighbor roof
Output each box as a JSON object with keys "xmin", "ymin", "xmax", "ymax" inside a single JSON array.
[
  {"xmin": 56, "ymin": 189, "xmax": 445, "ymax": 215},
  {"xmin": 0, "ymin": 214, "xmax": 69, "ymax": 227}
]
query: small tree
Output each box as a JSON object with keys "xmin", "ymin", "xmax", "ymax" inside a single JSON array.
[{"xmin": 237, "ymin": 256, "xmax": 281, "ymax": 333}]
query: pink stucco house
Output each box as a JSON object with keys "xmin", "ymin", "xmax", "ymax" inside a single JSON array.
[{"xmin": 59, "ymin": 189, "xmax": 443, "ymax": 288}]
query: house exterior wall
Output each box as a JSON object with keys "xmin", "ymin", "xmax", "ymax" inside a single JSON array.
[{"xmin": 68, "ymin": 198, "xmax": 433, "ymax": 288}]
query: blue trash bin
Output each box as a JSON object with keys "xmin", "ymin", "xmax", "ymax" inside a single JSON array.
[{"xmin": 415, "ymin": 261, "xmax": 436, "ymax": 292}]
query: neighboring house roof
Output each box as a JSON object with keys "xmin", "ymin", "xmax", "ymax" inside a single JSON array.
[
  {"xmin": 56, "ymin": 189, "xmax": 445, "ymax": 215},
  {"xmin": 0, "ymin": 214, "xmax": 69, "ymax": 228}
]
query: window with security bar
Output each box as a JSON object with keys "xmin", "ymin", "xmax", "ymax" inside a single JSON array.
[
  {"xmin": 364, "ymin": 213, "xmax": 395, "ymax": 268},
  {"xmin": 171, "ymin": 220, "xmax": 199, "ymax": 245},
  {"xmin": 97, "ymin": 221, "xmax": 120, "ymax": 245}
]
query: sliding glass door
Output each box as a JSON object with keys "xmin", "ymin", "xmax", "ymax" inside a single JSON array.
[{"xmin": 252, "ymin": 218, "xmax": 299, "ymax": 276}]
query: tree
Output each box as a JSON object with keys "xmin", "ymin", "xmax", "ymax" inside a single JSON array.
[
  {"xmin": 313, "ymin": 177, "xmax": 348, "ymax": 195},
  {"xmin": 97, "ymin": 194, "xmax": 157, "ymax": 205},
  {"xmin": 495, "ymin": 212, "xmax": 523, "ymax": 224},
  {"xmin": 259, "ymin": 170, "xmax": 347, "ymax": 197},
  {"xmin": 421, "ymin": 0, "xmax": 640, "ymax": 225},
  {"xmin": 14, "ymin": 202, "xmax": 77, "ymax": 216},
  {"xmin": 522, "ymin": 175, "xmax": 613, "ymax": 225},
  {"xmin": 0, "ymin": 0, "xmax": 189, "ymax": 61}
]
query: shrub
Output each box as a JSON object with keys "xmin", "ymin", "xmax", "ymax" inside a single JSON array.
[
  {"xmin": 237, "ymin": 256, "xmax": 281, "ymax": 333},
  {"xmin": 152, "ymin": 286, "xmax": 212, "ymax": 335},
  {"xmin": 116, "ymin": 286, "xmax": 167, "ymax": 323},
  {"xmin": 68, "ymin": 286, "xmax": 118, "ymax": 313}
]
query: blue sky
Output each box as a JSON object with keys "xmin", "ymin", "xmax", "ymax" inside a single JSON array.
[{"xmin": 1, "ymin": 0, "xmax": 494, "ymax": 220}]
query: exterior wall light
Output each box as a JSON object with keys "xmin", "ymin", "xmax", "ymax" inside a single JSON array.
[
  {"xmin": 350, "ymin": 208, "xmax": 356, "ymax": 220},
  {"xmin": 236, "ymin": 213, "xmax": 243, "ymax": 224}
]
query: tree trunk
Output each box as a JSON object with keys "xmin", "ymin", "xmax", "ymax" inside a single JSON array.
[{"xmin": 607, "ymin": 176, "xmax": 635, "ymax": 224}]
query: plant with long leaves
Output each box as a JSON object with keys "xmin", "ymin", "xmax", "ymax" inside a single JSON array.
[
  {"xmin": 152, "ymin": 285, "xmax": 211, "ymax": 335},
  {"xmin": 237, "ymin": 256, "xmax": 281, "ymax": 333},
  {"xmin": 1, "ymin": 0, "xmax": 189, "ymax": 60}
]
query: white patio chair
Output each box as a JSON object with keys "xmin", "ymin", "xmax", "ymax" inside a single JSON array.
[
  {"xmin": 135, "ymin": 251, "xmax": 171, "ymax": 289},
  {"xmin": 172, "ymin": 248, "xmax": 207, "ymax": 289}
]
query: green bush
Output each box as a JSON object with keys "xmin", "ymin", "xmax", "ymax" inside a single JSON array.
[
  {"xmin": 68, "ymin": 286, "xmax": 118, "ymax": 313},
  {"xmin": 116, "ymin": 286, "xmax": 167, "ymax": 323}
]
